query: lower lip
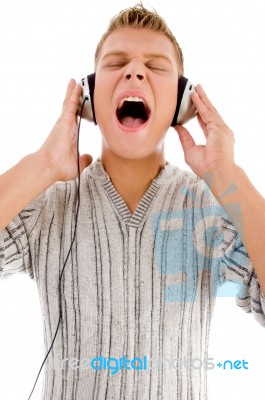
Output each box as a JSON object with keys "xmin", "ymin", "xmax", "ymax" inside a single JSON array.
[{"xmin": 115, "ymin": 116, "xmax": 150, "ymax": 133}]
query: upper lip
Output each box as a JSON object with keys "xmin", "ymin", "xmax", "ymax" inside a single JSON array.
[{"xmin": 115, "ymin": 90, "xmax": 151, "ymax": 113}]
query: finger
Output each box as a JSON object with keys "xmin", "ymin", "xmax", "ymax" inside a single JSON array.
[
  {"xmin": 196, "ymin": 85, "xmax": 217, "ymax": 113},
  {"xmin": 175, "ymin": 125, "xmax": 196, "ymax": 153},
  {"xmin": 196, "ymin": 113, "xmax": 208, "ymax": 137},
  {"xmin": 191, "ymin": 91, "xmax": 211, "ymax": 123},
  {"xmin": 193, "ymin": 85, "xmax": 224, "ymax": 123},
  {"xmin": 63, "ymin": 79, "xmax": 76, "ymax": 107},
  {"xmin": 63, "ymin": 82, "xmax": 82, "ymax": 116}
]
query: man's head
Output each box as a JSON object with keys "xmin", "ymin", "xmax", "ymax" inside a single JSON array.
[
  {"xmin": 93, "ymin": 4, "xmax": 184, "ymax": 164},
  {"xmin": 95, "ymin": 4, "xmax": 184, "ymax": 76}
]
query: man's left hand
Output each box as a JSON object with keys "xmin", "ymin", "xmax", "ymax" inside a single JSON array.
[{"xmin": 174, "ymin": 85, "xmax": 235, "ymax": 179}]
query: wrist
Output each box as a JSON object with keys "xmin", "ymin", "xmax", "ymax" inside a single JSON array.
[
  {"xmin": 202, "ymin": 161, "xmax": 244, "ymax": 203},
  {"xmin": 0, "ymin": 152, "xmax": 60, "ymax": 230},
  {"xmin": 34, "ymin": 149, "xmax": 64, "ymax": 183}
]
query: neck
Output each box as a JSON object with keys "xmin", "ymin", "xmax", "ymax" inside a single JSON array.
[{"xmin": 100, "ymin": 152, "xmax": 166, "ymax": 213}]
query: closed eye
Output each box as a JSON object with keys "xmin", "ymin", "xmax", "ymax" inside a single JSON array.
[
  {"xmin": 146, "ymin": 64, "xmax": 167, "ymax": 72},
  {"xmin": 105, "ymin": 63, "xmax": 126, "ymax": 69}
]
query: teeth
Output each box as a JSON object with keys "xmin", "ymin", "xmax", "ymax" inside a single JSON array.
[{"xmin": 117, "ymin": 96, "xmax": 145, "ymax": 110}]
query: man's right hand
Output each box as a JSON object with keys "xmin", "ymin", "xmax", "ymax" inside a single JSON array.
[
  {"xmin": 0, "ymin": 80, "xmax": 93, "ymax": 230},
  {"xmin": 38, "ymin": 79, "xmax": 93, "ymax": 182}
]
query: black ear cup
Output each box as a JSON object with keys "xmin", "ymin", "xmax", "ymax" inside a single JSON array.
[
  {"xmin": 77, "ymin": 73, "xmax": 97, "ymax": 124},
  {"xmin": 87, "ymin": 73, "xmax": 97, "ymax": 125},
  {"xmin": 171, "ymin": 76, "xmax": 188, "ymax": 126},
  {"xmin": 171, "ymin": 76, "xmax": 197, "ymax": 126}
]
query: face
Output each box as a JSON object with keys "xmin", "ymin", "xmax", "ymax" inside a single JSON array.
[{"xmin": 94, "ymin": 27, "xmax": 179, "ymax": 162}]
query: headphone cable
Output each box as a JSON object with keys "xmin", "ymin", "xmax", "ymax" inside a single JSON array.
[{"xmin": 27, "ymin": 97, "xmax": 87, "ymax": 400}]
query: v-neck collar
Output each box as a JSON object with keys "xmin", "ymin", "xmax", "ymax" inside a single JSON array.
[{"xmin": 86, "ymin": 160, "xmax": 179, "ymax": 227}]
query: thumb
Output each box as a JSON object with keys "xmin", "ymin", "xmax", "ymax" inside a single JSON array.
[
  {"xmin": 79, "ymin": 154, "xmax": 93, "ymax": 172},
  {"xmin": 175, "ymin": 125, "xmax": 196, "ymax": 154}
]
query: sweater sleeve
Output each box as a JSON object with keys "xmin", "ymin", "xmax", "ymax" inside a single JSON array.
[
  {"xmin": 189, "ymin": 174, "xmax": 265, "ymax": 328},
  {"xmin": 217, "ymin": 215, "xmax": 265, "ymax": 327},
  {"xmin": 0, "ymin": 192, "xmax": 47, "ymax": 281}
]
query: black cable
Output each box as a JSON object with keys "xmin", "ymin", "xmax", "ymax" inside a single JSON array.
[{"xmin": 27, "ymin": 97, "xmax": 87, "ymax": 400}]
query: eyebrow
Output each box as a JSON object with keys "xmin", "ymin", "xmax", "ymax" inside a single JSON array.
[{"xmin": 101, "ymin": 51, "xmax": 173, "ymax": 63}]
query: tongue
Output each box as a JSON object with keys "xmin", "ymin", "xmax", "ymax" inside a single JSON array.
[{"xmin": 121, "ymin": 116, "xmax": 144, "ymax": 128}]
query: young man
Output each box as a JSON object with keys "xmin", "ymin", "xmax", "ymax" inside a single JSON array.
[{"xmin": 1, "ymin": 4, "xmax": 265, "ymax": 400}]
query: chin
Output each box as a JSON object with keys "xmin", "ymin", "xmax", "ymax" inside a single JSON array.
[
  {"xmin": 102, "ymin": 137, "xmax": 165, "ymax": 163},
  {"xmin": 99, "ymin": 116, "xmax": 168, "ymax": 162}
]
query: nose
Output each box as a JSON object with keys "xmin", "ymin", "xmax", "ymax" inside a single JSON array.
[
  {"xmin": 125, "ymin": 73, "xmax": 144, "ymax": 81},
  {"xmin": 124, "ymin": 59, "xmax": 145, "ymax": 81}
]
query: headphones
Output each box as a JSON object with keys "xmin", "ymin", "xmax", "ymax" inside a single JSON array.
[{"xmin": 77, "ymin": 73, "xmax": 197, "ymax": 126}]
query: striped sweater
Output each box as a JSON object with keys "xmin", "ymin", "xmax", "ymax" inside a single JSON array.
[{"xmin": 1, "ymin": 160, "xmax": 265, "ymax": 400}]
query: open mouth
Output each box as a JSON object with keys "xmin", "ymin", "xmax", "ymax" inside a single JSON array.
[{"xmin": 116, "ymin": 97, "xmax": 150, "ymax": 129}]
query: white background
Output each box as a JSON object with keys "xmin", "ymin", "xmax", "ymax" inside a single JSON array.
[{"xmin": 0, "ymin": 0, "xmax": 265, "ymax": 399}]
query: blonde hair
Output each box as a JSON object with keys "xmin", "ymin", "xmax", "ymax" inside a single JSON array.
[{"xmin": 94, "ymin": 3, "xmax": 184, "ymax": 75}]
